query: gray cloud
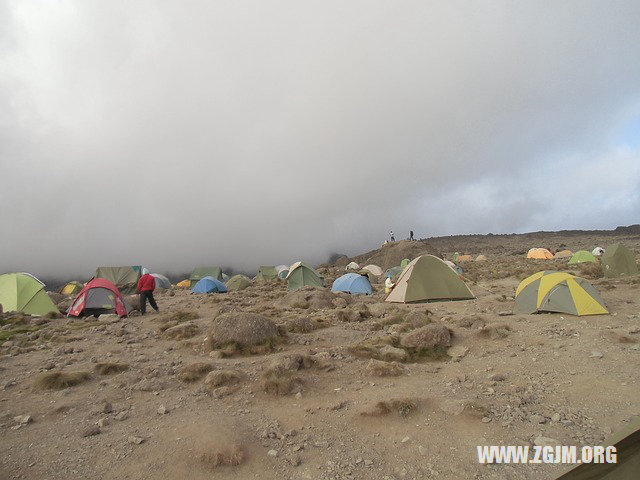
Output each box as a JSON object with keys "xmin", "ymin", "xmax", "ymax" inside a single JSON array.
[{"xmin": 2, "ymin": 1, "xmax": 640, "ymax": 279}]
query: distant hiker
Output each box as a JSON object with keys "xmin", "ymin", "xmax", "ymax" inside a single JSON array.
[
  {"xmin": 390, "ymin": 230, "xmax": 395, "ymax": 242},
  {"xmin": 385, "ymin": 274, "xmax": 395, "ymax": 294},
  {"xmin": 137, "ymin": 268, "xmax": 159, "ymax": 315},
  {"xmin": 409, "ymin": 230, "xmax": 414, "ymax": 241}
]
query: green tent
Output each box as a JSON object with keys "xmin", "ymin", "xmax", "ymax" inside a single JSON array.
[
  {"xmin": 568, "ymin": 250, "xmax": 597, "ymax": 265},
  {"xmin": 602, "ymin": 244, "xmax": 638, "ymax": 278},
  {"xmin": 256, "ymin": 266, "xmax": 278, "ymax": 282},
  {"xmin": 95, "ymin": 266, "xmax": 141, "ymax": 294},
  {"xmin": 400, "ymin": 258, "xmax": 410, "ymax": 268},
  {"xmin": 555, "ymin": 417, "xmax": 640, "ymax": 480},
  {"xmin": 226, "ymin": 275, "xmax": 252, "ymax": 291},
  {"xmin": 190, "ymin": 267, "xmax": 223, "ymax": 287},
  {"xmin": 286, "ymin": 262, "xmax": 323, "ymax": 290},
  {"xmin": 0, "ymin": 273, "xmax": 59, "ymax": 316},
  {"xmin": 386, "ymin": 255, "xmax": 475, "ymax": 303},
  {"xmin": 384, "ymin": 266, "xmax": 404, "ymax": 278}
]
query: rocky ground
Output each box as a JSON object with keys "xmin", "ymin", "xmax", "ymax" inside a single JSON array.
[{"xmin": 1, "ymin": 232, "xmax": 639, "ymax": 480}]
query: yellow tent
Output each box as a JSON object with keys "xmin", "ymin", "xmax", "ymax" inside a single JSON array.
[
  {"xmin": 515, "ymin": 271, "xmax": 608, "ymax": 316},
  {"xmin": 176, "ymin": 279, "xmax": 190, "ymax": 288},
  {"xmin": 527, "ymin": 248, "xmax": 554, "ymax": 259}
]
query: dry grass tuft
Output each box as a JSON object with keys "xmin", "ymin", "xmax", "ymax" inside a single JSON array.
[
  {"xmin": 199, "ymin": 444, "xmax": 245, "ymax": 469},
  {"xmin": 45, "ymin": 310, "xmax": 63, "ymax": 319},
  {"xmin": 179, "ymin": 363, "xmax": 214, "ymax": 382},
  {"xmin": 365, "ymin": 359, "xmax": 405, "ymax": 377},
  {"xmin": 478, "ymin": 323, "xmax": 511, "ymax": 340},
  {"xmin": 33, "ymin": 371, "xmax": 91, "ymax": 391},
  {"xmin": 169, "ymin": 310, "xmax": 200, "ymax": 322},
  {"xmin": 360, "ymin": 398, "xmax": 418, "ymax": 418},
  {"xmin": 204, "ymin": 369, "xmax": 246, "ymax": 388},
  {"xmin": 577, "ymin": 262, "xmax": 604, "ymax": 279},
  {"xmin": 94, "ymin": 362, "xmax": 129, "ymax": 375},
  {"xmin": 261, "ymin": 366, "xmax": 304, "ymax": 395}
]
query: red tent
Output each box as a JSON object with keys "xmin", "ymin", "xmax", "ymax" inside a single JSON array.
[{"xmin": 68, "ymin": 278, "xmax": 128, "ymax": 317}]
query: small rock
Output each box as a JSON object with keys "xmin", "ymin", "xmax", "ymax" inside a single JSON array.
[
  {"xmin": 157, "ymin": 405, "xmax": 168, "ymax": 415},
  {"xmin": 590, "ymin": 351, "xmax": 603, "ymax": 359},
  {"xmin": 481, "ymin": 417, "xmax": 492, "ymax": 423},
  {"xmin": 82, "ymin": 425, "xmax": 101, "ymax": 437},
  {"xmin": 102, "ymin": 402, "xmax": 113, "ymax": 414},
  {"xmin": 497, "ymin": 311, "xmax": 513, "ymax": 316},
  {"xmin": 529, "ymin": 414, "xmax": 546, "ymax": 424},
  {"xmin": 447, "ymin": 345, "xmax": 468, "ymax": 361},
  {"xmin": 295, "ymin": 392, "xmax": 302, "ymax": 400},
  {"xmin": 128, "ymin": 436, "xmax": 145, "ymax": 445},
  {"xmin": 97, "ymin": 418, "xmax": 109, "ymax": 428},
  {"xmin": 267, "ymin": 449, "xmax": 278, "ymax": 458},
  {"xmin": 489, "ymin": 373, "xmax": 506, "ymax": 382},
  {"xmin": 13, "ymin": 415, "xmax": 33, "ymax": 425},
  {"xmin": 114, "ymin": 411, "xmax": 128, "ymax": 421},
  {"xmin": 551, "ymin": 413, "xmax": 561, "ymax": 422},
  {"xmin": 401, "ymin": 436, "xmax": 410, "ymax": 443}
]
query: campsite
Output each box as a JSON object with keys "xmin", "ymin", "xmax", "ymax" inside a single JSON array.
[{"xmin": 1, "ymin": 229, "xmax": 639, "ymax": 480}]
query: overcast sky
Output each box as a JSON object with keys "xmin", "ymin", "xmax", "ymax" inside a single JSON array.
[{"xmin": 1, "ymin": 0, "xmax": 639, "ymax": 279}]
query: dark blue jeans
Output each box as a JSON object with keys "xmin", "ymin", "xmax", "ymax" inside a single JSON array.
[{"xmin": 140, "ymin": 291, "xmax": 158, "ymax": 314}]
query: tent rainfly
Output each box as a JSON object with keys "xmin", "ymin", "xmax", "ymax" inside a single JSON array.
[{"xmin": 95, "ymin": 266, "xmax": 142, "ymax": 294}]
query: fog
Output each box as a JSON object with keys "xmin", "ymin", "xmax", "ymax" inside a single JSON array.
[{"xmin": 1, "ymin": 1, "xmax": 639, "ymax": 279}]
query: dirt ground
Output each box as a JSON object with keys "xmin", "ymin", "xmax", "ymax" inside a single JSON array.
[{"xmin": 1, "ymin": 232, "xmax": 639, "ymax": 480}]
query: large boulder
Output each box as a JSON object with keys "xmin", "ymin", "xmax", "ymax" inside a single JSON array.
[
  {"xmin": 207, "ymin": 313, "xmax": 280, "ymax": 349},
  {"xmin": 400, "ymin": 324, "xmax": 451, "ymax": 349}
]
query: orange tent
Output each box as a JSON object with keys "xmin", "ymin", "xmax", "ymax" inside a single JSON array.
[{"xmin": 527, "ymin": 248, "xmax": 554, "ymax": 260}]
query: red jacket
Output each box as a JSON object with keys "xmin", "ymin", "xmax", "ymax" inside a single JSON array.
[{"xmin": 137, "ymin": 274, "xmax": 156, "ymax": 292}]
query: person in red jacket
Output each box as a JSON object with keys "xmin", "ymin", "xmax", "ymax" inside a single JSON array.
[{"xmin": 137, "ymin": 268, "xmax": 159, "ymax": 315}]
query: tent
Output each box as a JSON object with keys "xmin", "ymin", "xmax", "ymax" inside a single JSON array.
[
  {"xmin": 226, "ymin": 274, "xmax": 252, "ymax": 291},
  {"xmin": 277, "ymin": 269, "xmax": 289, "ymax": 279},
  {"xmin": 515, "ymin": 271, "xmax": 607, "ymax": 316},
  {"xmin": 384, "ymin": 266, "xmax": 404, "ymax": 278},
  {"xmin": 475, "ymin": 255, "xmax": 487, "ymax": 261},
  {"xmin": 554, "ymin": 249, "xmax": 572, "ymax": 259},
  {"xmin": 190, "ymin": 267, "xmax": 223, "ymax": 287},
  {"xmin": 345, "ymin": 262, "xmax": 360, "ymax": 271},
  {"xmin": 444, "ymin": 260, "xmax": 464, "ymax": 276},
  {"xmin": 151, "ymin": 273, "xmax": 171, "ymax": 289},
  {"xmin": 331, "ymin": 273, "xmax": 372, "ymax": 295},
  {"xmin": 456, "ymin": 254, "xmax": 472, "ymax": 262},
  {"xmin": 592, "ymin": 246, "xmax": 605, "ymax": 256},
  {"xmin": 60, "ymin": 281, "xmax": 84, "ymax": 296},
  {"xmin": 176, "ymin": 279, "xmax": 190, "ymax": 288},
  {"xmin": 602, "ymin": 243, "xmax": 638, "ymax": 278},
  {"xmin": 386, "ymin": 255, "xmax": 475, "ymax": 303},
  {"xmin": 286, "ymin": 262, "xmax": 323, "ymax": 290},
  {"xmin": 256, "ymin": 266, "xmax": 278, "ymax": 281},
  {"xmin": 0, "ymin": 273, "xmax": 59, "ymax": 316},
  {"xmin": 568, "ymin": 250, "xmax": 597, "ymax": 265},
  {"xmin": 527, "ymin": 248, "xmax": 554, "ymax": 259},
  {"xmin": 67, "ymin": 278, "xmax": 129, "ymax": 317},
  {"xmin": 95, "ymin": 266, "xmax": 141, "ymax": 294},
  {"xmin": 362, "ymin": 264, "xmax": 383, "ymax": 276},
  {"xmin": 555, "ymin": 417, "xmax": 640, "ymax": 480},
  {"xmin": 400, "ymin": 258, "xmax": 410, "ymax": 268},
  {"xmin": 192, "ymin": 276, "xmax": 227, "ymax": 294}
]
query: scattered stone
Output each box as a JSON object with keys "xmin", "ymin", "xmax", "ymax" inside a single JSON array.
[
  {"xmin": 157, "ymin": 405, "xmax": 168, "ymax": 415},
  {"xmin": 380, "ymin": 345, "xmax": 408, "ymax": 362},
  {"xmin": 13, "ymin": 415, "xmax": 33, "ymax": 425},
  {"xmin": 82, "ymin": 425, "xmax": 101, "ymax": 437},
  {"xmin": 447, "ymin": 345, "xmax": 468, "ymax": 361},
  {"xmin": 489, "ymin": 373, "xmax": 506, "ymax": 382},
  {"xmin": 590, "ymin": 351, "xmax": 603, "ymax": 359},
  {"xmin": 102, "ymin": 402, "xmax": 113, "ymax": 414},
  {"xmin": 401, "ymin": 436, "xmax": 410, "ymax": 443},
  {"xmin": 529, "ymin": 414, "xmax": 546, "ymax": 424},
  {"xmin": 497, "ymin": 311, "xmax": 514, "ymax": 316},
  {"xmin": 551, "ymin": 413, "xmax": 561, "ymax": 422},
  {"xmin": 97, "ymin": 418, "xmax": 109, "ymax": 428},
  {"xmin": 481, "ymin": 417, "xmax": 492, "ymax": 423},
  {"xmin": 267, "ymin": 449, "xmax": 279, "ymax": 458},
  {"xmin": 114, "ymin": 411, "xmax": 129, "ymax": 421},
  {"xmin": 128, "ymin": 435, "xmax": 145, "ymax": 445}
]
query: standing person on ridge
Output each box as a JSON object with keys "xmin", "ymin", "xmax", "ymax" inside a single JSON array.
[
  {"xmin": 137, "ymin": 268, "xmax": 159, "ymax": 315},
  {"xmin": 390, "ymin": 230, "xmax": 395, "ymax": 242},
  {"xmin": 409, "ymin": 230, "xmax": 414, "ymax": 241}
]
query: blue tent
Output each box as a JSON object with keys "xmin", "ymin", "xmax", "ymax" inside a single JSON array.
[
  {"xmin": 192, "ymin": 276, "xmax": 228, "ymax": 294},
  {"xmin": 331, "ymin": 273, "xmax": 372, "ymax": 295}
]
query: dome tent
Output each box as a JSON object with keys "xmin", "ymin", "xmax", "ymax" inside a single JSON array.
[
  {"xmin": 95, "ymin": 266, "xmax": 141, "ymax": 294},
  {"xmin": 67, "ymin": 278, "xmax": 129, "ymax": 318},
  {"xmin": 592, "ymin": 247, "xmax": 605, "ymax": 256},
  {"xmin": 151, "ymin": 274, "xmax": 171, "ymax": 289},
  {"xmin": 568, "ymin": 250, "xmax": 597, "ymax": 265},
  {"xmin": 60, "ymin": 281, "xmax": 84, "ymax": 296},
  {"xmin": 192, "ymin": 276, "xmax": 227, "ymax": 294},
  {"xmin": 527, "ymin": 248, "xmax": 554, "ymax": 259},
  {"xmin": 515, "ymin": 271, "xmax": 607, "ymax": 316},
  {"xmin": 226, "ymin": 275, "xmax": 252, "ymax": 291},
  {"xmin": 601, "ymin": 243, "xmax": 638, "ymax": 278},
  {"xmin": 345, "ymin": 262, "xmax": 360, "ymax": 270},
  {"xmin": 256, "ymin": 266, "xmax": 278, "ymax": 281},
  {"xmin": 386, "ymin": 255, "xmax": 474, "ymax": 303},
  {"xmin": 362, "ymin": 264, "xmax": 383, "ymax": 276},
  {"xmin": 331, "ymin": 273, "xmax": 372, "ymax": 295},
  {"xmin": 286, "ymin": 262, "xmax": 323, "ymax": 290},
  {"xmin": 189, "ymin": 267, "xmax": 223, "ymax": 287},
  {"xmin": 176, "ymin": 279, "xmax": 190, "ymax": 288},
  {"xmin": 0, "ymin": 273, "xmax": 59, "ymax": 316}
]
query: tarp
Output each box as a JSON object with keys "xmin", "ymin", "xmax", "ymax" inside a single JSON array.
[
  {"xmin": 60, "ymin": 281, "xmax": 84, "ymax": 296},
  {"xmin": 256, "ymin": 266, "xmax": 278, "ymax": 281},
  {"xmin": 332, "ymin": 273, "xmax": 372, "ymax": 295},
  {"xmin": 602, "ymin": 243, "xmax": 638, "ymax": 278},
  {"xmin": 386, "ymin": 255, "xmax": 474, "ymax": 303},
  {"xmin": 190, "ymin": 267, "xmax": 223, "ymax": 287},
  {"xmin": 527, "ymin": 248, "xmax": 554, "ymax": 259},
  {"xmin": 226, "ymin": 274, "xmax": 252, "ymax": 291},
  {"xmin": 68, "ymin": 278, "xmax": 128, "ymax": 317},
  {"xmin": 95, "ymin": 266, "xmax": 141, "ymax": 294},
  {"xmin": 515, "ymin": 271, "xmax": 607, "ymax": 316},
  {"xmin": 345, "ymin": 262, "xmax": 360, "ymax": 270},
  {"xmin": 568, "ymin": 250, "xmax": 597, "ymax": 265},
  {"xmin": 151, "ymin": 273, "xmax": 171, "ymax": 289},
  {"xmin": 362, "ymin": 264, "xmax": 383, "ymax": 276},
  {"xmin": 192, "ymin": 276, "xmax": 227, "ymax": 294},
  {"xmin": 286, "ymin": 262, "xmax": 323, "ymax": 290},
  {"xmin": 0, "ymin": 273, "xmax": 59, "ymax": 316}
]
